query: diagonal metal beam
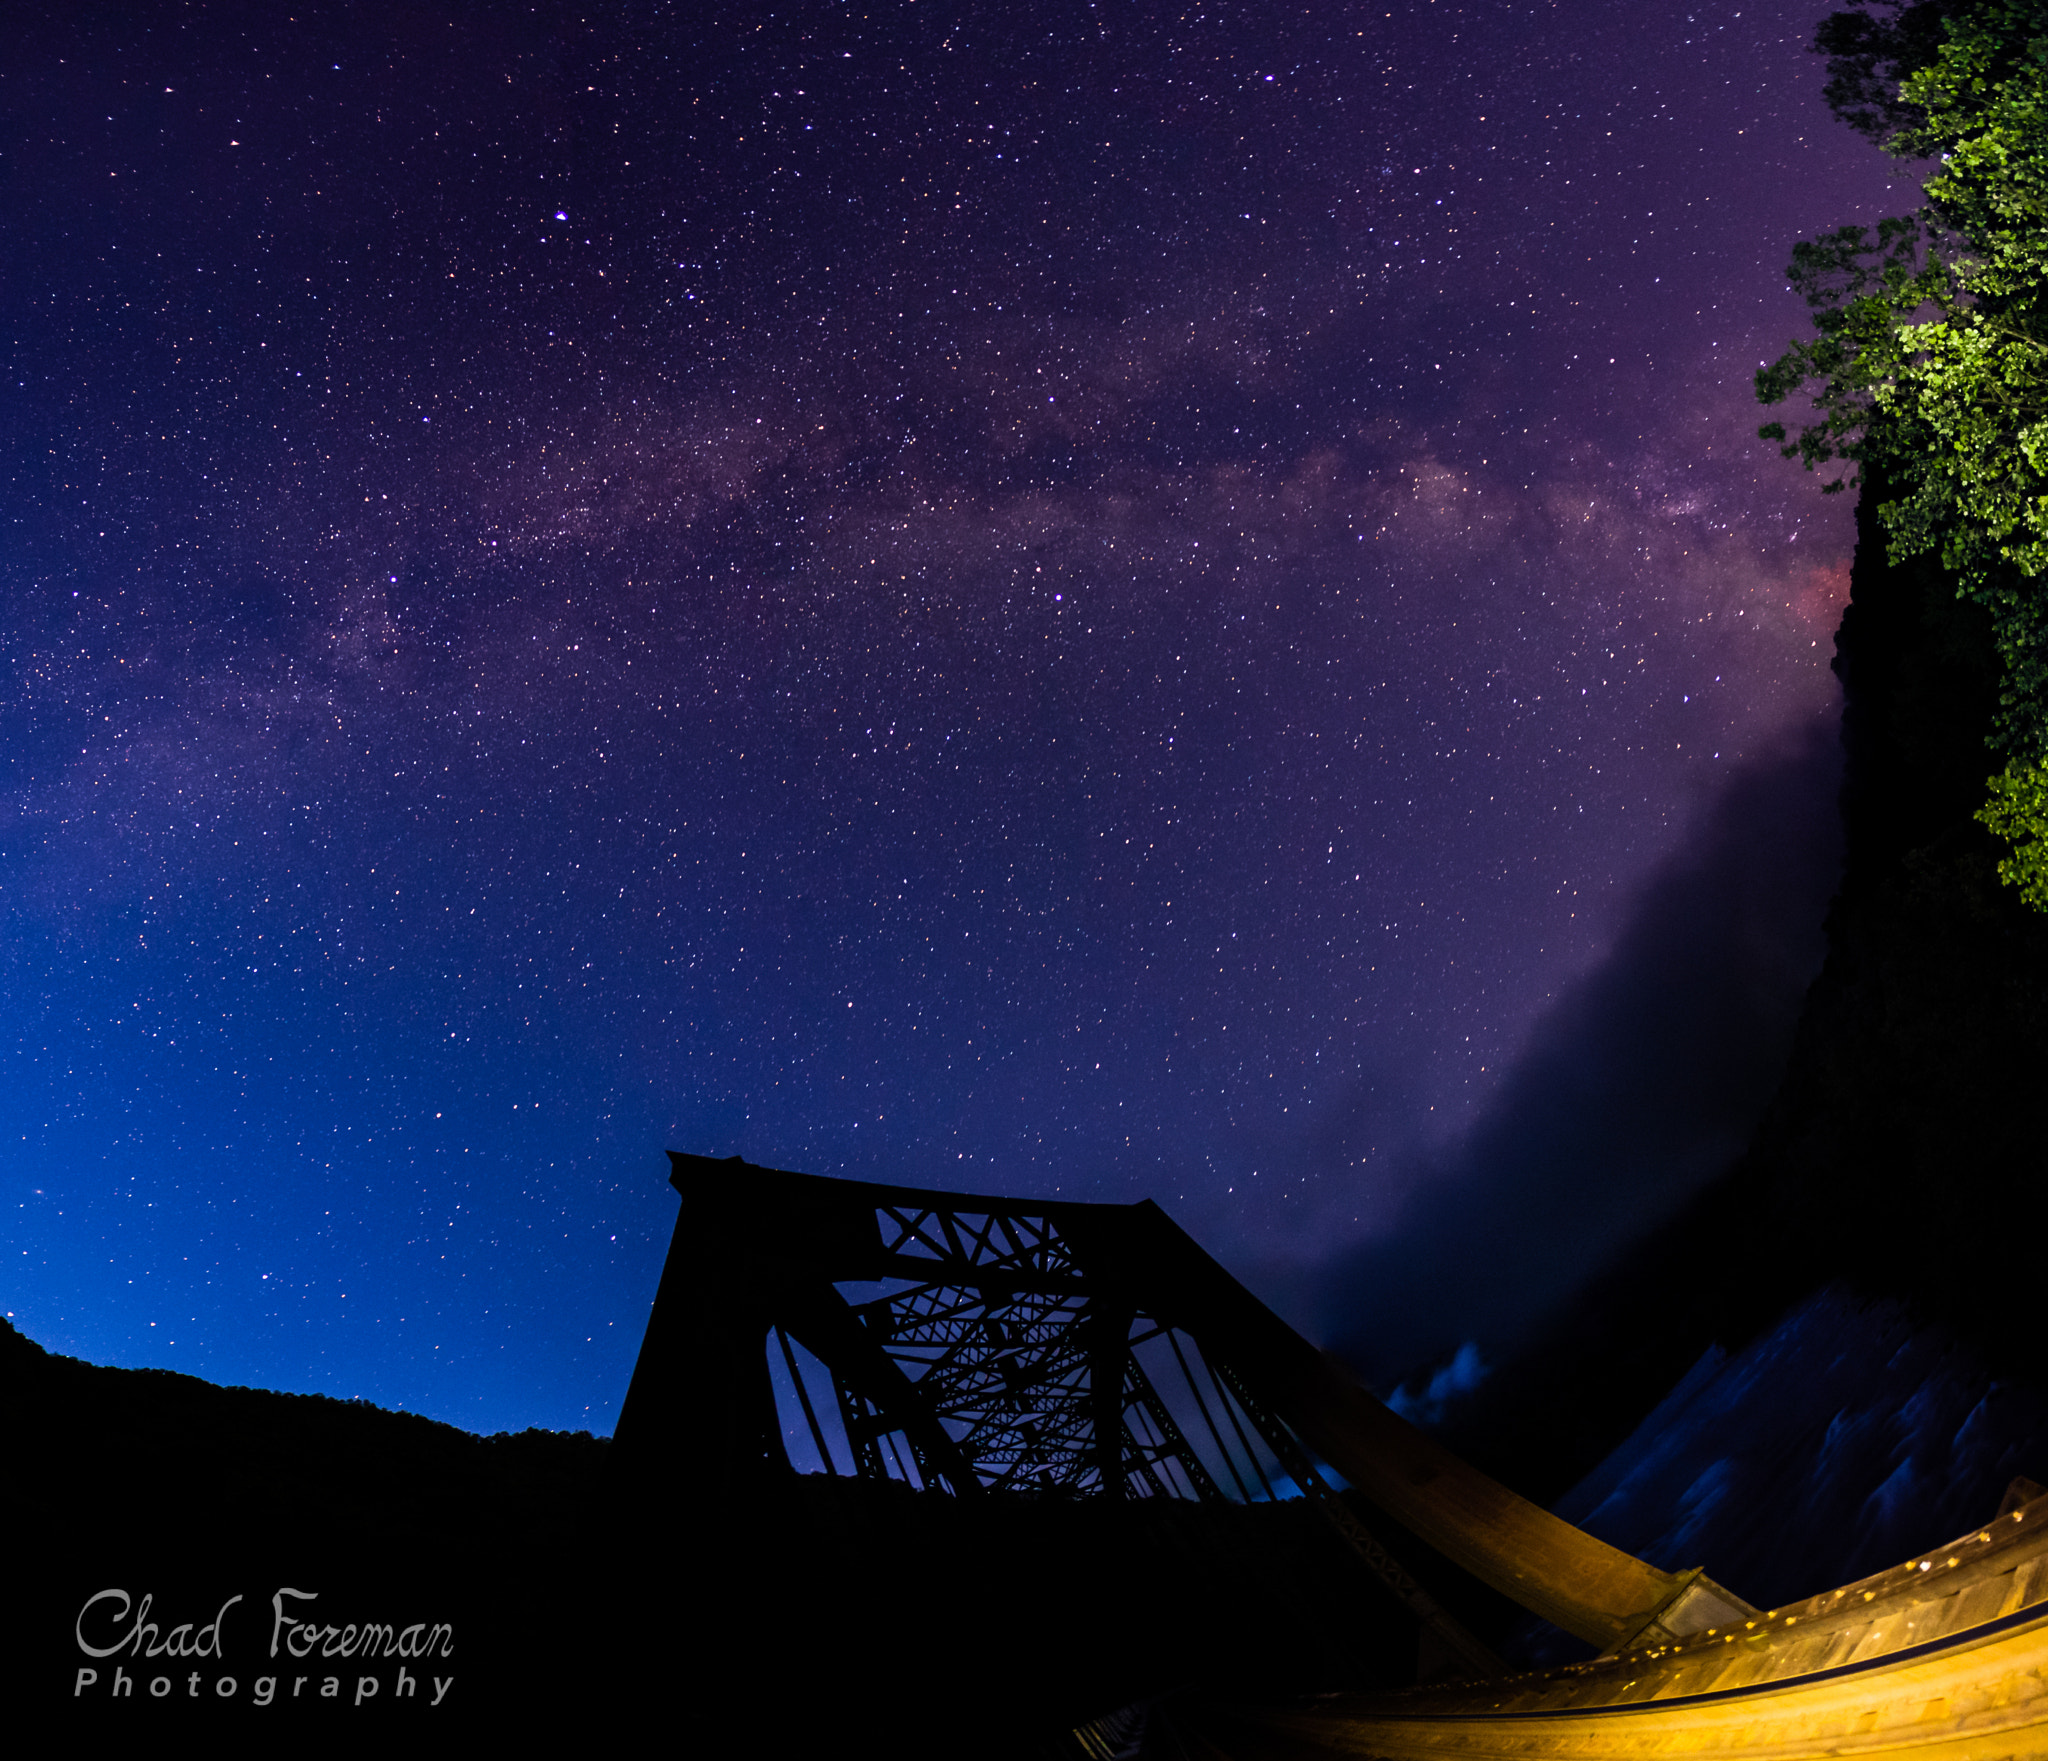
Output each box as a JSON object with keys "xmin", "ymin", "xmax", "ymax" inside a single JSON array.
[{"xmin": 775, "ymin": 1277, "xmax": 984, "ymax": 1498}]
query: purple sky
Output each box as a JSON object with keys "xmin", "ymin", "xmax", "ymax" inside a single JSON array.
[{"xmin": 2, "ymin": 0, "xmax": 1921, "ymax": 1432}]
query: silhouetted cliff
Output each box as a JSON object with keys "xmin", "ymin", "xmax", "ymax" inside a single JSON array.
[{"xmin": 1441, "ymin": 479, "xmax": 2048, "ymax": 1515}]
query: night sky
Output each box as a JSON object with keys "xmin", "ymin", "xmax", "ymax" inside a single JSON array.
[{"xmin": 3, "ymin": 1, "xmax": 1920, "ymax": 1435}]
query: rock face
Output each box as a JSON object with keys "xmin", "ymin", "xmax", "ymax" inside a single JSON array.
[
  {"xmin": 1739, "ymin": 486, "xmax": 2048, "ymax": 1358},
  {"xmin": 1521, "ymin": 1283, "xmax": 2048, "ymax": 1662},
  {"xmin": 1438, "ymin": 484, "xmax": 2048, "ymax": 1579}
]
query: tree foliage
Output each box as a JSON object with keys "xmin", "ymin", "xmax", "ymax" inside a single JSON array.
[
  {"xmin": 1978, "ymin": 753, "xmax": 2048, "ymax": 905},
  {"xmin": 1759, "ymin": 0, "xmax": 2048, "ymax": 900}
]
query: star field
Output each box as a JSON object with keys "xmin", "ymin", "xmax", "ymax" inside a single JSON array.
[{"xmin": 2, "ymin": 0, "xmax": 1918, "ymax": 1430}]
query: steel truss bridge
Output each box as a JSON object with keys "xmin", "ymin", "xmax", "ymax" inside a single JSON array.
[{"xmin": 617, "ymin": 1155, "xmax": 2048, "ymax": 1757}]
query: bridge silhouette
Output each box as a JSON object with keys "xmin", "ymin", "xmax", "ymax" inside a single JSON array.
[{"xmin": 615, "ymin": 1154, "xmax": 2048, "ymax": 1756}]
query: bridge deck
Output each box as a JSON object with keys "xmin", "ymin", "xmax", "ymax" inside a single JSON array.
[{"xmin": 1170, "ymin": 1493, "xmax": 2048, "ymax": 1757}]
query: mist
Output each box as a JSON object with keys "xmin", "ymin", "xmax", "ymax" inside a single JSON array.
[{"xmin": 1316, "ymin": 722, "xmax": 1845, "ymax": 1392}]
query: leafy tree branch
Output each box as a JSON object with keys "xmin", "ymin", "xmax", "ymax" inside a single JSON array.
[{"xmin": 1760, "ymin": 0, "xmax": 2048, "ymax": 901}]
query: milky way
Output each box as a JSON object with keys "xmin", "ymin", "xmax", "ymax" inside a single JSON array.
[{"xmin": 2, "ymin": 1, "xmax": 1919, "ymax": 1430}]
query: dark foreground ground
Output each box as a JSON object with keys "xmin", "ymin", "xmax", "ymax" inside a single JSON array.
[{"xmin": 9, "ymin": 1313, "xmax": 1508, "ymax": 1754}]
